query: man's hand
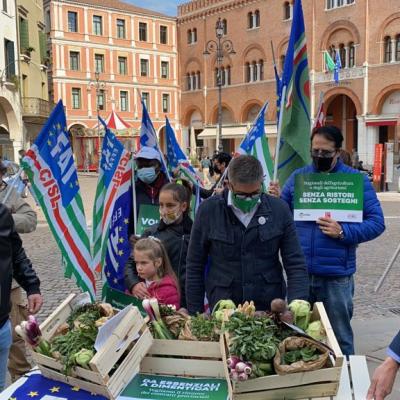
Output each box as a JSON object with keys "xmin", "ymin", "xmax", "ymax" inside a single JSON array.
[
  {"xmin": 27, "ymin": 294, "xmax": 43, "ymax": 314},
  {"xmin": 367, "ymin": 357, "xmax": 399, "ymax": 400},
  {"xmin": 214, "ymin": 187, "xmax": 224, "ymax": 195},
  {"xmin": 316, "ymin": 217, "xmax": 342, "ymax": 238},
  {"xmin": 268, "ymin": 181, "xmax": 281, "ymax": 198},
  {"xmin": 131, "ymin": 282, "xmax": 150, "ymax": 299}
]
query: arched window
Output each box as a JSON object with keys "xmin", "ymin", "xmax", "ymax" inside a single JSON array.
[
  {"xmin": 226, "ymin": 66, "xmax": 231, "ymax": 85},
  {"xmin": 247, "ymin": 12, "xmax": 253, "ymax": 29},
  {"xmin": 196, "ymin": 71, "xmax": 201, "ymax": 89},
  {"xmin": 192, "ymin": 28, "xmax": 197, "ymax": 43},
  {"xmin": 280, "ymin": 54, "xmax": 286, "ymax": 72},
  {"xmin": 329, "ymin": 45, "xmax": 336, "ymax": 59},
  {"xmin": 222, "ymin": 19, "xmax": 227, "ymax": 35},
  {"xmin": 259, "ymin": 59, "xmax": 264, "ymax": 80},
  {"xmin": 252, "ymin": 61, "xmax": 257, "ymax": 81},
  {"xmin": 339, "ymin": 43, "xmax": 346, "ymax": 68},
  {"xmin": 348, "ymin": 42, "xmax": 355, "ymax": 67},
  {"xmin": 215, "ymin": 68, "xmax": 219, "ymax": 87},
  {"xmin": 326, "ymin": 0, "xmax": 334, "ymax": 9},
  {"xmin": 337, "ymin": 0, "xmax": 344, "ymax": 6},
  {"xmin": 396, "ymin": 34, "xmax": 400, "ymax": 61},
  {"xmin": 255, "ymin": 10, "xmax": 260, "ymax": 27},
  {"xmin": 245, "ymin": 62, "xmax": 251, "ymax": 82},
  {"xmin": 283, "ymin": 2, "xmax": 291, "ymax": 20},
  {"xmin": 221, "ymin": 67, "xmax": 226, "ymax": 86},
  {"xmin": 187, "ymin": 29, "xmax": 192, "ymax": 44},
  {"xmin": 186, "ymin": 73, "xmax": 191, "ymax": 90},
  {"xmin": 384, "ymin": 36, "xmax": 391, "ymax": 63}
]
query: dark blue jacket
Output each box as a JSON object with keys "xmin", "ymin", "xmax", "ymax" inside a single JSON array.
[
  {"xmin": 281, "ymin": 160, "xmax": 385, "ymax": 277},
  {"xmin": 388, "ymin": 332, "xmax": 400, "ymax": 364},
  {"xmin": 185, "ymin": 189, "xmax": 309, "ymax": 314}
]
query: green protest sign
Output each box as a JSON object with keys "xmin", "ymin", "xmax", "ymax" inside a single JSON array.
[
  {"xmin": 294, "ymin": 173, "xmax": 364, "ymax": 222},
  {"xmin": 137, "ymin": 204, "xmax": 160, "ymax": 235},
  {"xmin": 119, "ymin": 374, "xmax": 229, "ymax": 400},
  {"xmin": 102, "ymin": 283, "xmax": 144, "ymax": 314}
]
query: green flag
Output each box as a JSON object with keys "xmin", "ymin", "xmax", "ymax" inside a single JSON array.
[
  {"xmin": 324, "ymin": 51, "xmax": 335, "ymax": 72},
  {"xmin": 278, "ymin": 0, "xmax": 312, "ymax": 185}
]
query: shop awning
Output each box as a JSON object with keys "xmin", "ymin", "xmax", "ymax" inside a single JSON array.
[{"xmin": 198, "ymin": 124, "xmax": 277, "ymax": 139}]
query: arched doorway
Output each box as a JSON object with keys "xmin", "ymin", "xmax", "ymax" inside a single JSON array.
[
  {"xmin": 0, "ymin": 96, "xmax": 20, "ymax": 161},
  {"xmin": 69, "ymin": 124, "xmax": 94, "ymax": 171},
  {"xmin": 325, "ymin": 94, "xmax": 358, "ymax": 153},
  {"xmin": 0, "ymin": 126, "xmax": 13, "ymax": 160}
]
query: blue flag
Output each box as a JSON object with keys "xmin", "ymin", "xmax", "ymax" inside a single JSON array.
[
  {"xmin": 334, "ymin": 51, "xmax": 342, "ymax": 84},
  {"xmin": 139, "ymin": 100, "xmax": 170, "ymax": 179},
  {"xmin": 165, "ymin": 118, "xmax": 196, "ymax": 174},
  {"xmin": 3, "ymin": 370, "xmax": 107, "ymax": 399}
]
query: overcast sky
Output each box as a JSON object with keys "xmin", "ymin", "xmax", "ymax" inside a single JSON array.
[{"xmin": 126, "ymin": 0, "xmax": 181, "ymax": 16}]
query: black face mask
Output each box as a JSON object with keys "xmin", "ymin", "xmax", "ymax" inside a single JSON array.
[
  {"xmin": 213, "ymin": 165, "xmax": 221, "ymax": 174},
  {"xmin": 312, "ymin": 156, "xmax": 334, "ymax": 172}
]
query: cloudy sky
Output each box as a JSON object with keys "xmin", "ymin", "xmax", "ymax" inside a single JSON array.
[{"xmin": 126, "ymin": 0, "xmax": 182, "ymax": 16}]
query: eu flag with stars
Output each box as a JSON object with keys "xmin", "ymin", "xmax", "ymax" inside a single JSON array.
[
  {"xmin": 103, "ymin": 175, "xmax": 132, "ymax": 292},
  {"xmin": 3, "ymin": 370, "xmax": 107, "ymax": 399}
]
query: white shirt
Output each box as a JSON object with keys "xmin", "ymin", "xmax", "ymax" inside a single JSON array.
[{"xmin": 227, "ymin": 191, "xmax": 260, "ymax": 228}]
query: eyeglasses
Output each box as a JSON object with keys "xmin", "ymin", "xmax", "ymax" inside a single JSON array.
[{"xmin": 311, "ymin": 149, "xmax": 337, "ymax": 158}]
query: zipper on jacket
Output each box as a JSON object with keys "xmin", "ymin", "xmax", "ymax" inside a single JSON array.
[{"xmin": 178, "ymin": 235, "xmax": 185, "ymax": 280}]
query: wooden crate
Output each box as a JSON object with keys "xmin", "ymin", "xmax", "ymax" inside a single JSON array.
[
  {"xmin": 140, "ymin": 337, "xmax": 227, "ymax": 379},
  {"xmin": 30, "ymin": 293, "xmax": 153, "ymax": 399},
  {"xmin": 223, "ymin": 302, "xmax": 344, "ymax": 400}
]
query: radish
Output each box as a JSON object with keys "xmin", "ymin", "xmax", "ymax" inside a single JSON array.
[
  {"xmin": 238, "ymin": 372, "xmax": 248, "ymax": 381},
  {"xmin": 227, "ymin": 355, "xmax": 240, "ymax": 369}
]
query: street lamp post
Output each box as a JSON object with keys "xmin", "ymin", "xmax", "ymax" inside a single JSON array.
[
  {"xmin": 88, "ymin": 71, "xmax": 106, "ymax": 171},
  {"xmin": 204, "ymin": 18, "xmax": 235, "ymax": 153}
]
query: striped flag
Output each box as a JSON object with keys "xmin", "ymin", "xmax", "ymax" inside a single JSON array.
[
  {"xmin": 324, "ymin": 51, "xmax": 335, "ymax": 72},
  {"xmin": 92, "ymin": 118, "xmax": 132, "ymax": 274},
  {"xmin": 21, "ymin": 100, "xmax": 96, "ymax": 300},
  {"xmin": 278, "ymin": 0, "xmax": 311, "ymax": 184},
  {"xmin": 237, "ymin": 102, "xmax": 273, "ymax": 191}
]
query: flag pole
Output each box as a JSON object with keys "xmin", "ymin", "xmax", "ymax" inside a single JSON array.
[
  {"xmin": 270, "ymin": 41, "xmax": 277, "ymax": 71},
  {"xmin": 273, "ymin": 84, "xmax": 287, "ymax": 182},
  {"xmin": 312, "ymin": 91, "xmax": 324, "ymax": 130},
  {"xmin": 131, "ymin": 158, "xmax": 138, "ymax": 236}
]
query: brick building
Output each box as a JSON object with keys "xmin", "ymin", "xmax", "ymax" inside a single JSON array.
[
  {"xmin": 44, "ymin": 0, "xmax": 179, "ymax": 170},
  {"xmin": 177, "ymin": 0, "xmax": 400, "ymax": 165}
]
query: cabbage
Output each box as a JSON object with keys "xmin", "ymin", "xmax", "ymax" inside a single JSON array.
[
  {"xmin": 306, "ymin": 321, "xmax": 326, "ymax": 341},
  {"xmin": 288, "ymin": 300, "xmax": 311, "ymax": 331}
]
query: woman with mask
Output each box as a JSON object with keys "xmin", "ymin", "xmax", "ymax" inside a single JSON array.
[
  {"xmin": 134, "ymin": 146, "xmax": 169, "ymax": 210},
  {"xmin": 125, "ymin": 180, "xmax": 193, "ymax": 308},
  {"xmin": 269, "ymin": 125, "xmax": 385, "ymax": 357}
]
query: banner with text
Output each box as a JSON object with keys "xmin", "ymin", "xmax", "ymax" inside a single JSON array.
[
  {"xmin": 294, "ymin": 173, "xmax": 364, "ymax": 222},
  {"xmin": 136, "ymin": 204, "xmax": 160, "ymax": 235},
  {"xmin": 119, "ymin": 374, "xmax": 229, "ymax": 400}
]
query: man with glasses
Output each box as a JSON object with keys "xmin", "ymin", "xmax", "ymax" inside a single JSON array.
[
  {"xmin": 270, "ymin": 125, "xmax": 385, "ymax": 356},
  {"xmin": 186, "ymin": 155, "xmax": 309, "ymax": 314}
]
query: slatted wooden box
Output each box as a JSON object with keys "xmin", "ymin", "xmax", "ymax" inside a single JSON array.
[
  {"xmin": 223, "ymin": 302, "xmax": 344, "ymax": 400},
  {"xmin": 140, "ymin": 337, "xmax": 228, "ymax": 379},
  {"xmin": 30, "ymin": 293, "xmax": 153, "ymax": 399}
]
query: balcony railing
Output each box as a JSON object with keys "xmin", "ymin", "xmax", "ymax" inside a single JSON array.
[
  {"xmin": 22, "ymin": 97, "xmax": 54, "ymax": 119},
  {"xmin": 314, "ymin": 66, "xmax": 365, "ymax": 84}
]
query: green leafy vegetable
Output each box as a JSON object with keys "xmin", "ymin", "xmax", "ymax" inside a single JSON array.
[{"xmin": 282, "ymin": 346, "xmax": 319, "ymax": 365}]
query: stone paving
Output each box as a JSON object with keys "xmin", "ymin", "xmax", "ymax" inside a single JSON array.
[{"xmin": 19, "ymin": 175, "xmax": 400, "ymax": 323}]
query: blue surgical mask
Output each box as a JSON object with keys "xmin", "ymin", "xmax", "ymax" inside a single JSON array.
[{"xmin": 137, "ymin": 167, "xmax": 158, "ymax": 184}]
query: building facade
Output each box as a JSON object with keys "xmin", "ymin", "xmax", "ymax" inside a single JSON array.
[
  {"xmin": 17, "ymin": 0, "xmax": 52, "ymax": 149},
  {"xmin": 44, "ymin": 0, "xmax": 179, "ymax": 170},
  {"xmin": 0, "ymin": 0, "xmax": 23, "ymax": 161},
  {"xmin": 178, "ymin": 0, "xmax": 400, "ymax": 165}
]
